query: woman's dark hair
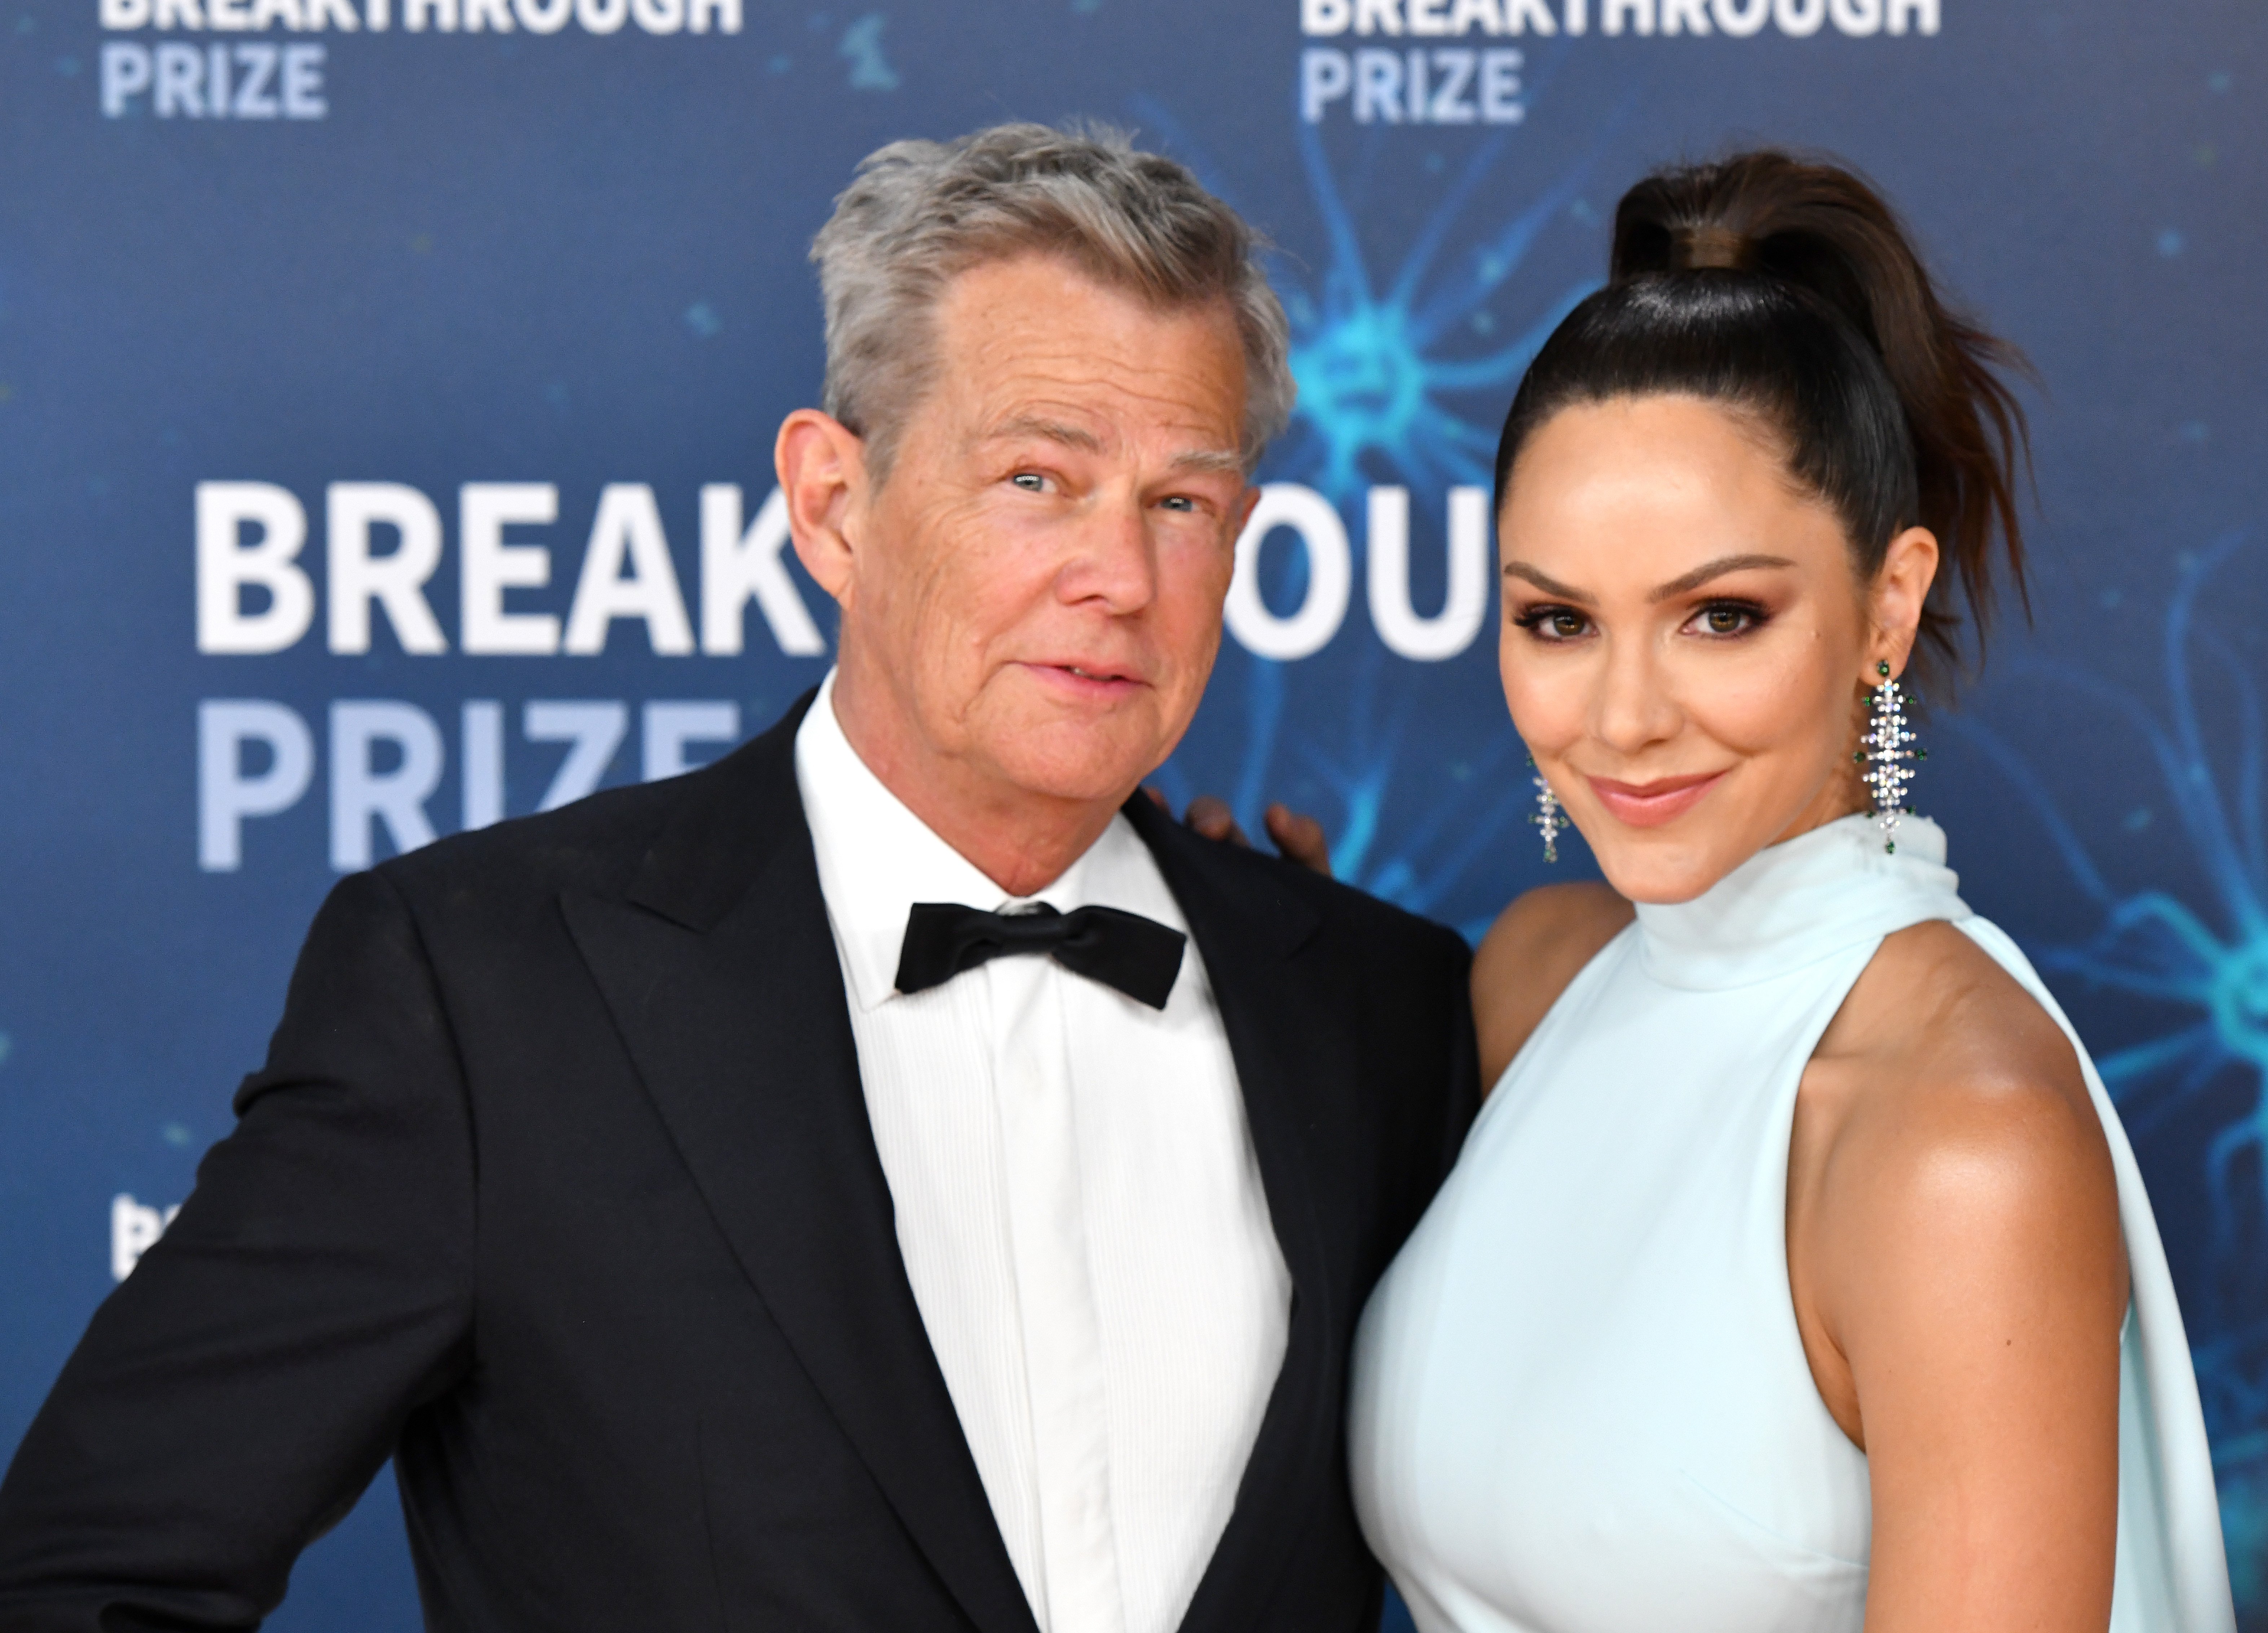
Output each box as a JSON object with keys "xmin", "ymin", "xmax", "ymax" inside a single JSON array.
[{"xmin": 1493, "ymin": 150, "xmax": 2031, "ymax": 687}]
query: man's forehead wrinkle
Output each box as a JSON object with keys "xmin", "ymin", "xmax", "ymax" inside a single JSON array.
[
  {"xmin": 979, "ymin": 413, "xmax": 1109, "ymax": 454},
  {"xmin": 968, "ymin": 382, "xmax": 1240, "ymax": 462},
  {"xmin": 976, "ymin": 358, "xmax": 1239, "ymax": 419},
  {"xmin": 957, "ymin": 327, "xmax": 1237, "ymax": 396},
  {"xmin": 935, "ymin": 289, "xmax": 1250, "ymax": 471}
]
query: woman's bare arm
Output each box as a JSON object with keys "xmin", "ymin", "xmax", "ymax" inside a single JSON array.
[
  {"xmin": 1790, "ymin": 923, "xmax": 2128, "ymax": 1633},
  {"xmin": 1471, "ymin": 884, "xmax": 1634, "ymax": 1090}
]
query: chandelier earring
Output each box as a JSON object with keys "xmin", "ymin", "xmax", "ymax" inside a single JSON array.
[
  {"xmin": 1527, "ymin": 753, "xmax": 1566, "ymax": 864},
  {"xmin": 1855, "ymin": 659, "xmax": 1924, "ymax": 853}
]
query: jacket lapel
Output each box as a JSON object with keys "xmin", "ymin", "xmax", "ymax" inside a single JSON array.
[
  {"xmin": 1121, "ymin": 799, "xmax": 1353, "ymax": 1633},
  {"xmin": 563, "ymin": 695, "xmax": 1038, "ymax": 1633}
]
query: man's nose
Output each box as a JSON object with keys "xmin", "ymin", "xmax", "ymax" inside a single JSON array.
[{"xmin": 1056, "ymin": 490, "xmax": 1159, "ymax": 612}]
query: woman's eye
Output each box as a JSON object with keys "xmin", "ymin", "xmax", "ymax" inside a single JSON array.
[
  {"xmin": 1516, "ymin": 606, "xmax": 1591, "ymax": 641},
  {"xmin": 1688, "ymin": 601, "xmax": 1765, "ymax": 638}
]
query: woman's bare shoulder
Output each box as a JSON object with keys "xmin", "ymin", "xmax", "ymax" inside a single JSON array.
[
  {"xmin": 1826, "ymin": 920, "xmax": 2099, "ymax": 1138},
  {"xmin": 1799, "ymin": 920, "xmax": 2128, "ymax": 1388},
  {"xmin": 1471, "ymin": 882, "xmax": 1635, "ymax": 1091}
]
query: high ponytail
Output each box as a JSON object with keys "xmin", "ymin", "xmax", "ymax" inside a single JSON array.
[{"xmin": 1494, "ymin": 150, "xmax": 2031, "ymax": 687}]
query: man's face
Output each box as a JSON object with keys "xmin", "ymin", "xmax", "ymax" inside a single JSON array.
[{"xmin": 831, "ymin": 254, "xmax": 1256, "ymax": 814}]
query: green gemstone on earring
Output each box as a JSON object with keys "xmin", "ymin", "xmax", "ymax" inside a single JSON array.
[{"xmin": 1877, "ymin": 660, "xmax": 1891, "ymax": 678}]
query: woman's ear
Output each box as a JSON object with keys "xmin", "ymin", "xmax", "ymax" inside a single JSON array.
[
  {"xmin": 774, "ymin": 409, "xmax": 869, "ymax": 609},
  {"xmin": 1868, "ymin": 526, "xmax": 1940, "ymax": 681}
]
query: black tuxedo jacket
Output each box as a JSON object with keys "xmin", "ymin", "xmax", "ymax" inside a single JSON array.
[{"xmin": 0, "ymin": 693, "xmax": 1479, "ymax": 1633}]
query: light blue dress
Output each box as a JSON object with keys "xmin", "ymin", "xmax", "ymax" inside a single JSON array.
[{"xmin": 1348, "ymin": 814, "xmax": 2234, "ymax": 1633}]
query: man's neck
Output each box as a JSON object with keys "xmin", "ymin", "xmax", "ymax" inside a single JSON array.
[{"xmin": 827, "ymin": 678, "xmax": 1125, "ymax": 900}]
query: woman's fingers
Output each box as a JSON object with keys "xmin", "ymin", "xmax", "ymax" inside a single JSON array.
[
  {"xmin": 1166, "ymin": 793, "xmax": 1332, "ymax": 879},
  {"xmin": 1183, "ymin": 794, "xmax": 1249, "ymax": 848},
  {"xmin": 1265, "ymin": 803, "xmax": 1333, "ymax": 877}
]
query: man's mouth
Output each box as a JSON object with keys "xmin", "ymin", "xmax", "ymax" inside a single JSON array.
[{"xmin": 1026, "ymin": 660, "xmax": 1144, "ymax": 692}]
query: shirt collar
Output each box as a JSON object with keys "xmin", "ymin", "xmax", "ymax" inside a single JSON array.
[{"xmin": 794, "ymin": 670, "xmax": 1186, "ymax": 1013}]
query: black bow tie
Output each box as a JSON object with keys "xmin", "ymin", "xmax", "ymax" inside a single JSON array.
[{"xmin": 895, "ymin": 902, "xmax": 1187, "ymax": 1011}]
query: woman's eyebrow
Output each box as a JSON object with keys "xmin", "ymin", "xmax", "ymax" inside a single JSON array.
[
  {"xmin": 1503, "ymin": 562, "xmax": 1591, "ymax": 603},
  {"xmin": 1648, "ymin": 554, "xmax": 1797, "ymax": 601}
]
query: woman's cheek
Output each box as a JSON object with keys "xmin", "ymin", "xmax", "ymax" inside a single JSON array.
[
  {"xmin": 1681, "ymin": 637, "xmax": 1836, "ymax": 754},
  {"xmin": 1499, "ymin": 650, "xmax": 1588, "ymax": 757}
]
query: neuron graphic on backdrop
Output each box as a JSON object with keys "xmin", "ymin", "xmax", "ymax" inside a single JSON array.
[
  {"xmin": 1953, "ymin": 530, "xmax": 2268, "ymax": 1605},
  {"xmin": 1135, "ymin": 93, "xmax": 1601, "ymax": 934}
]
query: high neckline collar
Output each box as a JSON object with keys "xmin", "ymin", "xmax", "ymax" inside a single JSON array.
[{"xmin": 1631, "ymin": 814, "xmax": 1971, "ymax": 991}]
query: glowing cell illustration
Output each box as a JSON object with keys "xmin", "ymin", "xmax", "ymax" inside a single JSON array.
[
  {"xmin": 839, "ymin": 13, "xmax": 898, "ymax": 91},
  {"xmin": 1272, "ymin": 118, "xmax": 1595, "ymax": 505}
]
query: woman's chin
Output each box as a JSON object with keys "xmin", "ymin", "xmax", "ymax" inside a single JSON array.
[{"xmin": 1587, "ymin": 830, "xmax": 1743, "ymax": 907}]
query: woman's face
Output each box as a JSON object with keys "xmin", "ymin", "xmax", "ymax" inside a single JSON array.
[{"xmin": 1496, "ymin": 394, "xmax": 1937, "ymax": 905}]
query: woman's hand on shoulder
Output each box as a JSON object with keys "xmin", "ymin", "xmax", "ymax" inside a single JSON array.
[
  {"xmin": 1471, "ymin": 882, "xmax": 1634, "ymax": 1091},
  {"xmin": 1794, "ymin": 922, "xmax": 2128, "ymax": 1633},
  {"xmin": 1147, "ymin": 790, "xmax": 1332, "ymax": 876}
]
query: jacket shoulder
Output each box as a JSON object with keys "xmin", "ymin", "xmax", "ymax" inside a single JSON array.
[
  {"xmin": 375, "ymin": 692, "xmax": 815, "ymax": 916},
  {"xmin": 376, "ymin": 771, "xmax": 694, "ymax": 909},
  {"xmin": 1275, "ymin": 849, "xmax": 1471, "ymax": 967}
]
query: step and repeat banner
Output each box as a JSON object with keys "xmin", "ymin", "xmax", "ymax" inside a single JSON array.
[{"xmin": 4, "ymin": 0, "xmax": 2264, "ymax": 1623}]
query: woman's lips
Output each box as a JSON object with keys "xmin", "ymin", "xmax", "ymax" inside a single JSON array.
[{"xmin": 1584, "ymin": 770, "xmax": 1725, "ymax": 829}]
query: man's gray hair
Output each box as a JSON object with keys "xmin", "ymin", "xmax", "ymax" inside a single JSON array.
[{"xmin": 810, "ymin": 122, "xmax": 1296, "ymax": 484}]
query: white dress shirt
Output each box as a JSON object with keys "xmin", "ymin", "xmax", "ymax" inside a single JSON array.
[{"xmin": 794, "ymin": 673, "xmax": 1292, "ymax": 1633}]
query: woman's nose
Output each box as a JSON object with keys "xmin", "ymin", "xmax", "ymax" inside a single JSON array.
[{"xmin": 1591, "ymin": 637, "xmax": 1680, "ymax": 754}]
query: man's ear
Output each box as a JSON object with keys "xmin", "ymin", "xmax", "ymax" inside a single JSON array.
[
  {"xmin": 1868, "ymin": 525, "xmax": 1940, "ymax": 681},
  {"xmin": 1229, "ymin": 483, "xmax": 1261, "ymax": 543},
  {"xmin": 775, "ymin": 409, "xmax": 869, "ymax": 609}
]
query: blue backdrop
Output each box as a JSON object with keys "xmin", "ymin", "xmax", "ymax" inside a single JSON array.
[{"xmin": 4, "ymin": 0, "xmax": 2264, "ymax": 1625}]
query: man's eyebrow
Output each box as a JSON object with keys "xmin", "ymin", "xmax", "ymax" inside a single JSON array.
[
  {"xmin": 981, "ymin": 416, "xmax": 1242, "ymax": 476},
  {"xmin": 1502, "ymin": 561, "xmax": 1592, "ymax": 603},
  {"xmin": 1168, "ymin": 447, "xmax": 1247, "ymax": 476},
  {"xmin": 983, "ymin": 415, "xmax": 1106, "ymax": 454},
  {"xmin": 1647, "ymin": 554, "xmax": 1797, "ymax": 601}
]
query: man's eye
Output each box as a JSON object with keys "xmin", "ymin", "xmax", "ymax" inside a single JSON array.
[
  {"xmin": 1010, "ymin": 472, "xmax": 1046, "ymax": 492},
  {"xmin": 1159, "ymin": 495, "xmax": 1196, "ymax": 512}
]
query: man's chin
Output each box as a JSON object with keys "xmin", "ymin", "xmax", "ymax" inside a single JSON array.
[
  {"xmin": 977, "ymin": 728, "xmax": 1166, "ymax": 811},
  {"xmin": 968, "ymin": 676, "xmax": 1196, "ymax": 805},
  {"xmin": 988, "ymin": 757, "xmax": 1154, "ymax": 810}
]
